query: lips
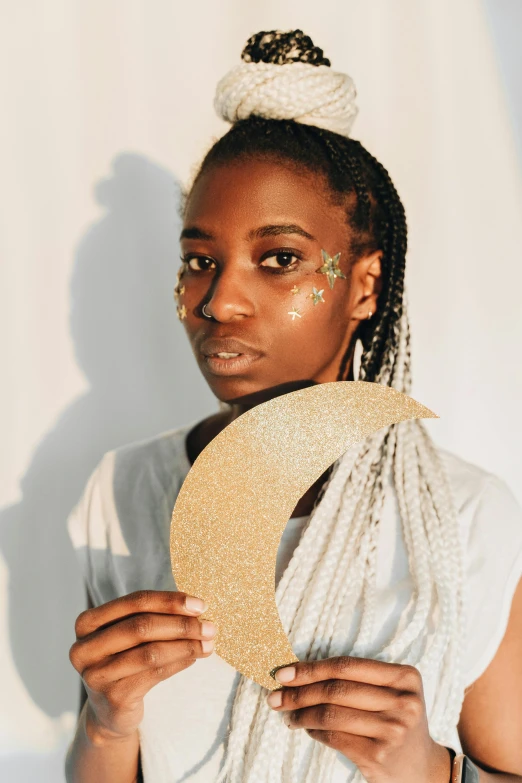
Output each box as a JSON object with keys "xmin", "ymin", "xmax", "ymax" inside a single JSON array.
[
  {"xmin": 199, "ymin": 337, "xmax": 263, "ymax": 376},
  {"xmin": 200, "ymin": 337, "xmax": 262, "ymax": 359}
]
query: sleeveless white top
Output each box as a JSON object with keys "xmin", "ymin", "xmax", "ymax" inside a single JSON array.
[{"xmin": 68, "ymin": 422, "xmax": 522, "ymax": 782}]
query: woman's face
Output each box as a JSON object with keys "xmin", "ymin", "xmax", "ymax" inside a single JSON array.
[{"xmin": 179, "ymin": 158, "xmax": 381, "ymax": 403}]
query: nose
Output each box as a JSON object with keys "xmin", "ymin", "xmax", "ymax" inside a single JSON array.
[{"xmin": 203, "ymin": 265, "xmax": 255, "ymax": 322}]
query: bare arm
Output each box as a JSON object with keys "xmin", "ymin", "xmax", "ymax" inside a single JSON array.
[
  {"xmin": 65, "ymin": 589, "xmax": 215, "ymax": 783},
  {"xmin": 458, "ymin": 576, "xmax": 522, "ymax": 782},
  {"xmin": 65, "ymin": 700, "xmax": 141, "ymax": 783},
  {"xmin": 66, "ymin": 592, "xmax": 141, "ymax": 783},
  {"xmin": 74, "ymin": 687, "xmax": 143, "ymax": 782}
]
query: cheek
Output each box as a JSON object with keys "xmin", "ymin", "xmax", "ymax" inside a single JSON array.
[
  {"xmin": 175, "ymin": 276, "xmax": 206, "ymax": 329},
  {"xmin": 292, "ymin": 279, "xmax": 347, "ymax": 318},
  {"xmin": 177, "ymin": 272, "xmax": 350, "ymax": 363},
  {"xmin": 267, "ymin": 283, "xmax": 349, "ymax": 354}
]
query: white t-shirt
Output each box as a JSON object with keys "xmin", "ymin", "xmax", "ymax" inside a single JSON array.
[{"xmin": 68, "ymin": 422, "xmax": 522, "ymax": 782}]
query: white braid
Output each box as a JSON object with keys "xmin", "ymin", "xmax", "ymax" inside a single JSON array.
[
  {"xmin": 214, "ymin": 62, "xmax": 358, "ymax": 138},
  {"xmin": 214, "ymin": 298, "xmax": 466, "ymax": 783}
]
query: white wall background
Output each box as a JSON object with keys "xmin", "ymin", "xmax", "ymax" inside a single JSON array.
[{"xmin": 1, "ymin": 1, "xmax": 521, "ymax": 780}]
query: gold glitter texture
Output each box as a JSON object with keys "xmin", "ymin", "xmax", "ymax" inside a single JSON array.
[
  {"xmin": 174, "ymin": 284, "xmax": 185, "ymax": 301},
  {"xmin": 174, "ymin": 263, "xmax": 186, "ymax": 302},
  {"xmin": 170, "ymin": 381, "xmax": 437, "ymax": 690}
]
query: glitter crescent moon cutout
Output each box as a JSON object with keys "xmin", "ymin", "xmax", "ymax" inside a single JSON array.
[{"xmin": 170, "ymin": 381, "xmax": 437, "ymax": 690}]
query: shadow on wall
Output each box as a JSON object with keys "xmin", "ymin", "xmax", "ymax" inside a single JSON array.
[{"xmin": 0, "ymin": 153, "xmax": 215, "ymax": 727}]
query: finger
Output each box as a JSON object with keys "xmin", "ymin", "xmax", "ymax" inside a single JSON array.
[
  {"xmin": 70, "ymin": 614, "xmax": 216, "ymax": 672},
  {"xmin": 102, "ymin": 659, "xmax": 199, "ymax": 709},
  {"xmin": 75, "ymin": 591, "xmax": 208, "ymax": 638},
  {"xmin": 274, "ymin": 657, "xmax": 422, "ymax": 692},
  {"xmin": 83, "ymin": 639, "xmax": 214, "ymax": 691},
  {"xmin": 285, "ymin": 704, "xmax": 384, "ymax": 739},
  {"xmin": 305, "ymin": 728, "xmax": 377, "ymax": 760},
  {"xmin": 267, "ymin": 679, "xmax": 403, "ymax": 714}
]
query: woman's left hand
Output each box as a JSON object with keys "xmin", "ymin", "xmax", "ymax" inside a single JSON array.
[{"xmin": 266, "ymin": 656, "xmax": 452, "ymax": 783}]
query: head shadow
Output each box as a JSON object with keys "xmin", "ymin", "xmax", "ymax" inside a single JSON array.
[{"xmin": 0, "ymin": 152, "xmax": 215, "ymax": 719}]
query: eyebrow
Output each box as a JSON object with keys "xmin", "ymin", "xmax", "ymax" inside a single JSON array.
[
  {"xmin": 247, "ymin": 224, "xmax": 316, "ymax": 241},
  {"xmin": 179, "ymin": 223, "xmax": 316, "ymax": 242},
  {"xmin": 179, "ymin": 226, "xmax": 214, "ymax": 241}
]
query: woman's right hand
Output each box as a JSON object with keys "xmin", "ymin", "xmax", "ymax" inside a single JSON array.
[{"xmin": 69, "ymin": 590, "xmax": 216, "ymax": 741}]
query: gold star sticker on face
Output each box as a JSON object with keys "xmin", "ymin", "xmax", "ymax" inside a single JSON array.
[
  {"xmin": 177, "ymin": 304, "xmax": 187, "ymax": 320},
  {"xmin": 290, "ymin": 285, "xmax": 300, "ymax": 295},
  {"xmin": 309, "ymin": 287, "xmax": 325, "ymax": 305},
  {"xmin": 174, "ymin": 284, "xmax": 185, "ymax": 302},
  {"xmin": 288, "ymin": 307, "xmax": 302, "ymax": 320},
  {"xmin": 318, "ymin": 249, "xmax": 346, "ymax": 289}
]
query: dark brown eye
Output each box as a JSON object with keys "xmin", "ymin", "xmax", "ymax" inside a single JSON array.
[
  {"xmin": 187, "ymin": 256, "xmax": 216, "ymax": 271},
  {"xmin": 260, "ymin": 252, "xmax": 299, "ymax": 269}
]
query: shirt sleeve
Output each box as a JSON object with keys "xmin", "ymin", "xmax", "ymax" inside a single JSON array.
[
  {"xmin": 67, "ymin": 451, "xmax": 127, "ymax": 607},
  {"xmin": 462, "ymin": 473, "xmax": 522, "ymax": 687}
]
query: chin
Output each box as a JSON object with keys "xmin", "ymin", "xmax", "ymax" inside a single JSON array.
[
  {"xmin": 206, "ymin": 376, "xmax": 319, "ymax": 408},
  {"xmin": 206, "ymin": 376, "xmax": 265, "ymax": 406}
]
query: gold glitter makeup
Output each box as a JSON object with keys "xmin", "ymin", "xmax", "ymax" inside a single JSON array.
[
  {"xmin": 287, "ymin": 307, "xmax": 302, "ymax": 320},
  {"xmin": 318, "ymin": 249, "xmax": 346, "ymax": 289},
  {"xmin": 290, "ymin": 285, "xmax": 300, "ymax": 295},
  {"xmin": 170, "ymin": 381, "xmax": 437, "ymax": 690},
  {"xmin": 177, "ymin": 304, "xmax": 187, "ymax": 320},
  {"xmin": 174, "ymin": 263, "xmax": 187, "ymax": 303}
]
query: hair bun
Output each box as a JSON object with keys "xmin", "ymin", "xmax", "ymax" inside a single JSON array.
[{"xmin": 214, "ymin": 29, "xmax": 358, "ymax": 138}]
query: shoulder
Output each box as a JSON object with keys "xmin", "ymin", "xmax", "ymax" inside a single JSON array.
[
  {"xmin": 110, "ymin": 423, "xmax": 193, "ymax": 494},
  {"xmin": 436, "ymin": 448, "xmax": 522, "ymax": 685},
  {"xmin": 109, "ymin": 423, "xmax": 194, "ymax": 535},
  {"xmin": 74, "ymin": 423, "xmax": 194, "ymax": 518},
  {"xmin": 67, "ymin": 423, "xmax": 196, "ymax": 602},
  {"xmin": 437, "ymin": 447, "xmax": 522, "ymax": 547},
  {"xmin": 438, "ymin": 447, "xmax": 495, "ymax": 509}
]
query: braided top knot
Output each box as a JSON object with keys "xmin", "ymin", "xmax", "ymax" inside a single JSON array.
[
  {"xmin": 214, "ymin": 29, "xmax": 358, "ymax": 138},
  {"xmin": 241, "ymin": 29, "xmax": 331, "ymax": 67}
]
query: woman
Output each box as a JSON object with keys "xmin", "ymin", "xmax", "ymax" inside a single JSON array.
[{"xmin": 65, "ymin": 30, "xmax": 522, "ymax": 783}]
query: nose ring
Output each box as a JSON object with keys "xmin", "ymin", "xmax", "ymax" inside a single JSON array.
[{"xmin": 202, "ymin": 303, "xmax": 213, "ymax": 319}]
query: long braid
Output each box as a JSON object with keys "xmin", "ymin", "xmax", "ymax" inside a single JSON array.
[{"xmin": 191, "ymin": 29, "xmax": 466, "ymax": 783}]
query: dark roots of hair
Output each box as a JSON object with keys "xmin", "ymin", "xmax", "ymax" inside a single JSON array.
[{"xmin": 241, "ymin": 30, "xmax": 331, "ymax": 67}]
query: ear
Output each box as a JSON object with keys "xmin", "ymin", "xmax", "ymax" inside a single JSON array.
[{"xmin": 348, "ymin": 250, "xmax": 383, "ymax": 322}]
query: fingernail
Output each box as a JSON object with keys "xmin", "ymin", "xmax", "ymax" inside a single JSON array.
[
  {"xmin": 275, "ymin": 667, "xmax": 295, "ymax": 683},
  {"xmin": 201, "ymin": 639, "xmax": 215, "ymax": 653},
  {"xmin": 266, "ymin": 690, "xmax": 282, "ymax": 708},
  {"xmin": 200, "ymin": 621, "xmax": 217, "ymax": 639},
  {"xmin": 185, "ymin": 596, "xmax": 207, "ymax": 614}
]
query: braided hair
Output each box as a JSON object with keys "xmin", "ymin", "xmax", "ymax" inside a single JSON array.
[{"xmin": 183, "ymin": 30, "xmax": 465, "ymax": 783}]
